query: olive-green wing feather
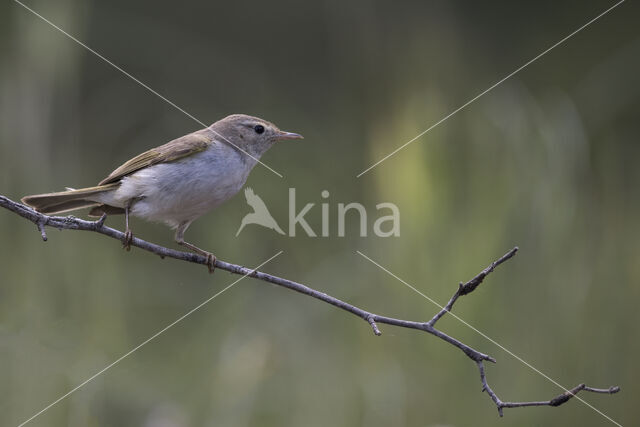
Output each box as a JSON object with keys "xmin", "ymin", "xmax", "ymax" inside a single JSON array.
[{"xmin": 98, "ymin": 130, "xmax": 213, "ymax": 185}]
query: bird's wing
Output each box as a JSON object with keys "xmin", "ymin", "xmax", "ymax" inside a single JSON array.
[{"xmin": 98, "ymin": 129, "xmax": 213, "ymax": 185}]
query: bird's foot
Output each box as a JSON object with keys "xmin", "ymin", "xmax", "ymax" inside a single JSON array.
[
  {"xmin": 122, "ymin": 230, "xmax": 133, "ymax": 251},
  {"xmin": 204, "ymin": 252, "xmax": 217, "ymax": 274},
  {"xmin": 174, "ymin": 233, "xmax": 216, "ymax": 273}
]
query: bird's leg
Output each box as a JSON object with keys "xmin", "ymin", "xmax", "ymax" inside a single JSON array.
[
  {"xmin": 175, "ymin": 223, "xmax": 216, "ymax": 273},
  {"xmin": 122, "ymin": 203, "xmax": 133, "ymax": 251},
  {"xmin": 178, "ymin": 241, "xmax": 217, "ymax": 273}
]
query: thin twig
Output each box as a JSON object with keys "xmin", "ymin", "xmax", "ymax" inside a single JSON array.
[
  {"xmin": 428, "ymin": 247, "xmax": 519, "ymax": 327},
  {"xmin": 478, "ymin": 361, "xmax": 620, "ymax": 416},
  {"xmin": 36, "ymin": 217, "xmax": 48, "ymax": 241},
  {"xmin": 0, "ymin": 194, "xmax": 620, "ymax": 416}
]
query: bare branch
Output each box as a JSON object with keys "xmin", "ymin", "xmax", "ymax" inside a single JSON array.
[
  {"xmin": 0, "ymin": 194, "xmax": 620, "ymax": 416},
  {"xmin": 478, "ymin": 361, "xmax": 620, "ymax": 416},
  {"xmin": 36, "ymin": 218, "xmax": 48, "ymax": 241},
  {"xmin": 428, "ymin": 247, "xmax": 519, "ymax": 327}
]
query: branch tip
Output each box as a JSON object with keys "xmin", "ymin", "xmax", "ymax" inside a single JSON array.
[
  {"xmin": 367, "ymin": 316, "xmax": 381, "ymax": 336},
  {"xmin": 94, "ymin": 213, "xmax": 107, "ymax": 229},
  {"xmin": 584, "ymin": 385, "xmax": 620, "ymax": 394},
  {"xmin": 36, "ymin": 219, "xmax": 48, "ymax": 241}
]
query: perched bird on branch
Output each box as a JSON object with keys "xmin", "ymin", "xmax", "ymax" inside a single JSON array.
[{"xmin": 21, "ymin": 114, "xmax": 303, "ymax": 272}]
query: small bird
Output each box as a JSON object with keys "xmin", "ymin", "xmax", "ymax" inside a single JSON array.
[
  {"xmin": 235, "ymin": 187, "xmax": 285, "ymax": 236},
  {"xmin": 21, "ymin": 114, "xmax": 303, "ymax": 272}
]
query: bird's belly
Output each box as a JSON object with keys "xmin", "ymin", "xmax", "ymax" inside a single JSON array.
[{"xmin": 110, "ymin": 150, "xmax": 248, "ymax": 228}]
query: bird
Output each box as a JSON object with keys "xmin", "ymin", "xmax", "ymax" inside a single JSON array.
[
  {"xmin": 21, "ymin": 114, "xmax": 303, "ymax": 272},
  {"xmin": 235, "ymin": 187, "xmax": 285, "ymax": 236}
]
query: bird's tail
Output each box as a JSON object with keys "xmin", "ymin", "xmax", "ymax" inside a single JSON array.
[{"xmin": 21, "ymin": 183, "xmax": 119, "ymax": 215}]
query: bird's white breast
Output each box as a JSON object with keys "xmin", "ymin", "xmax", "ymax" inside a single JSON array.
[{"xmin": 101, "ymin": 143, "xmax": 254, "ymax": 228}]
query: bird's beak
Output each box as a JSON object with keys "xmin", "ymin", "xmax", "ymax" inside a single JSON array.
[{"xmin": 277, "ymin": 130, "xmax": 304, "ymax": 140}]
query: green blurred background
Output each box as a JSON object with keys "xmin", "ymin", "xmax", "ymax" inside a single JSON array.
[{"xmin": 1, "ymin": 1, "xmax": 638, "ymax": 426}]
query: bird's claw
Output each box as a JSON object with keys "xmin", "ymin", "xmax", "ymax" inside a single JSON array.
[
  {"xmin": 205, "ymin": 253, "xmax": 217, "ymax": 274},
  {"xmin": 122, "ymin": 230, "xmax": 133, "ymax": 251}
]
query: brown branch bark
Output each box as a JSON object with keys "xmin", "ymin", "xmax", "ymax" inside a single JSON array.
[{"xmin": 0, "ymin": 194, "xmax": 620, "ymax": 416}]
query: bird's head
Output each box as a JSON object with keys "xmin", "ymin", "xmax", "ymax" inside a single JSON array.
[{"xmin": 210, "ymin": 114, "xmax": 303, "ymax": 158}]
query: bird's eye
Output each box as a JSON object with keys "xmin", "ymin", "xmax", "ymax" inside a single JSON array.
[{"xmin": 254, "ymin": 125, "xmax": 265, "ymax": 134}]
